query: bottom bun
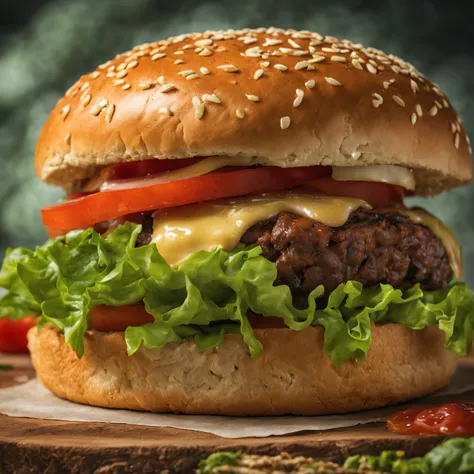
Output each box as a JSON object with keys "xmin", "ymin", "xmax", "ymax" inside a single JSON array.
[{"xmin": 28, "ymin": 324, "xmax": 457, "ymax": 416}]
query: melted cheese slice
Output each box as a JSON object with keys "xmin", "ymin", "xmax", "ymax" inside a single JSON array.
[
  {"xmin": 394, "ymin": 207, "xmax": 463, "ymax": 278},
  {"xmin": 152, "ymin": 193, "xmax": 371, "ymax": 266},
  {"xmin": 332, "ymin": 165, "xmax": 416, "ymax": 190}
]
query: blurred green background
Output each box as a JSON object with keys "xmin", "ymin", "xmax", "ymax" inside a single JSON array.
[{"xmin": 0, "ymin": 0, "xmax": 472, "ymax": 284}]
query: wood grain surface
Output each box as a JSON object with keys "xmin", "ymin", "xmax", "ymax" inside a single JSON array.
[{"xmin": 1, "ymin": 353, "xmax": 473, "ymax": 474}]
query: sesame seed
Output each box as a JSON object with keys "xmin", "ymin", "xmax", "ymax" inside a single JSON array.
[
  {"xmin": 195, "ymin": 103, "xmax": 205, "ymax": 120},
  {"xmin": 106, "ymin": 72, "xmax": 116, "ymax": 78},
  {"xmin": 391, "ymin": 65, "xmax": 401, "ymax": 74},
  {"xmin": 121, "ymin": 84, "xmax": 131, "ymax": 90},
  {"xmin": 295, "ymin": 61, "xmax": 309, "ymax": 70},
  {"xmin": 245, "ymin": 47, "xmax": 263, "ymax": 57},
  {"xmin": 288, "ymin": 38, "xmax": 301, "ymax": 48},
  {"xmin": 331, "ymin": 55, "xmax": 347, "ymax": 62},
  {"xmin": 274, "ymin": 64, "xmax": 288, "ymax": 71},
  {"xmin": 280, "ymin": 116, "xmax": 291, "ymax": 129},
  {"xmin": 61, "ymin": 105, "xmax": 71, "ymax": 120},
  {"xmin": 415, "ymin": 104, "xmax": 423, "ymax": 117},
  {"xmin": 264, "ymin": 38, "xmax": 283, "ymax": 46},
  {"xmin": 80, "ymin": 82, "xmax": 90, "ymax": 92},
  {"xmin": 159, "ymin": 83, "xmax": 176, "ymax": 93},
  {"xmin": 105, "ymin": 103, "xmax": 115, "ymax": 123},
  {"xmin": 174, "ymin": 59, "xmax": 184, "ymax": 65},
  {"xmin": 321, "ymin": 47, "xmax": 335, "ymax": 53},
  {"xmin": 293, "ymin": 89, "xmax": 304, "ymax": 107},
  {"xmin": 435, "ymin": 100, "xmax": 443, "ymax": 109},
  {"xmin": 392, "ymin": 95, "xmax": 405, "ymax": 107},
  {"xmin": 200, "ymin": 67, "xmax": 210, "ymax": 75},
  {"xmin": 186, "ymin": 74, "xmax": 200, "ymax": 80},
  {"xmin": 443, "ymin": 99, "xmax": 449, "ymax": 108},
  {"xmin": 117, "ymin": 63, "xmax": 126, "ymax": 72},
  {"xmin": 89, "ymin": 98, "xmax": 108, "ymax": 116},
  {"xmin": 127, "ymin": 60, "xmax": 139, "ymax": 69},
  {"xmin": 366, "ymin": 63, "xmax": 378, "ymax": 74},
  {"xmin": 309, "ymin": 46, "xmax": 316, "ymax": 54},
  {"xmin": 451, "ymin": 122, "xmax": 457, "ymax": 134},
  {"xmin": 246, "ymin": 94, "xmax": 260, "ymax": 102},
  {"xmin": 113, "ymin": 79, "xmax": 125, "ymax": 86},
  {"xmin": 293, "ymin": 49, "xmax": 309, "ymax": 56},
  {"xmin": 158, "ymin": 106, "xmax": 172, "ymax": 116},
  {"xmin": 80, "ymin": 93, "xmax": 92, "ymax": 107},
  {"xmin": 454, "ymin": 133, "xmax": 460, "ymax": 149},
  {"xmin": 150, "ymin": 48, "xmax": 163, "ymax": 56},
  {"xmin": 217, "ymin": 64, "xmax": 239, "ymax": 72},
  {"xmin": 178, "ymin": 70, "xmax": 195, "ymax": 77},
  {"xmin": 157, "ymin": 76, "xmax": 166, "ymax": 85},
  {"xmin": 308, "ymin": 55, "xmax": 325, "ymax": 63},
  {"xmin": 194, "ymin": 47, "xmax": 203, "ymax": 53},
  {"xmin": 202, "ymin": 93, "xmax": 221, "ymax": 104},
  {"xmin": 411, "ymin": 113, "xmax": 417, "ymax": 125},
  {"xmin": 90, "ymin": 71, "xmax": 101, "ymax": 79},
  {"xmin": 192, "ymin": 96, "xmax": 201, "ymax": 107},
  {"xmin": 195, "ymin": 38, "xmax": 213, "ymax": 47},
  {"xmin": 383, "ymin": 80, "xmax": 394, "ymax": 89},
  {"xmin": 199, "ymin": 48, "xmax": 213, "ymax": 57},
  {"xmin": 64, "ymin": 132, "xmax": 71, "ymax": 145},
  {"xmin": 138, "ymin": 82, "xmax": 152, "ymax": 90},
  {"xmin": 151, "ymin": 53, "xmax": 166, "ymax": 61},
  {"xmin": 116, "ymin": 70, "xmax": 128, "ymax": 79},
  {"xmin": 429, "ymin": 105, "xmax": 438, "ymax": 116},
  {"xmin": 325, "ymin": 77, "xmax": 342, "ymax": 86},
  {"xmin": 410, "ymin": 79, "xmax": 419, "ymax": 94},
  {"xmin": 352, "ymin": 59, "xmax": 363, "ymax": 70},
  {"xmin": 305, "ymin": 79, "xmax": 315, "ymax": 89},
  {"xmin": 174, "ymin": 51, "xmax": 184, "ymax": 55},
  {"xmin": 236, "ymin": 108, "xmax": 245, "ymax": 119},
  {"xmin": 372, "ymin": 93, "xmax": 383, "ymax": 105},
  {"xmin": 243, "ymin": 37, "xmax": 258, "ymax": 45},
  {"xmin": 260, "ymin": 61, "xmax": 270, "ymax": 68},
  {"xmin": 254, "ymin": 69, "xmax": 264, "ymax": 80}
]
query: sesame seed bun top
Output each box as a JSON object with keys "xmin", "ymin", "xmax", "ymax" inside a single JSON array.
[{"xmin": 35, "ymin": 27, "xmax": 472, "ymax": 196}]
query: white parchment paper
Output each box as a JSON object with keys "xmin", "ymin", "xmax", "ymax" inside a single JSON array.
[{"xmin": 1, "ymin": 364, "xmax": 474, "ymax": 439}]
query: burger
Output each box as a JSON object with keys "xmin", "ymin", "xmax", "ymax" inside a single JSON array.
[{"xmin": 1, "ymin": 27, "xmax": 473, "ymax": 416}]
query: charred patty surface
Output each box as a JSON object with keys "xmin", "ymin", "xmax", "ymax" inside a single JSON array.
[{"xmin": 240, "ymin": 209, "xmax": 453, "ymax": 295}]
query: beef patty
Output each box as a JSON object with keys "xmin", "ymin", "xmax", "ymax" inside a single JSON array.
[
  {"xmin": 136, "ymin": 209, "xmax": 452, "ymax": 294},
  {"xmin": 240, "ymin": 209, "xmax": 453, "ymax": 294}
]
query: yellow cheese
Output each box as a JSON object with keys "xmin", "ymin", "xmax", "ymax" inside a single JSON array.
[
  {"xmin": 395, "ymin": 207, "xmax": 463, "ymax": 278},
  {"xmin": 152, "ymin": 193, "xmax": 371, "ymax": 266},
  {"xmin": 101, "ymin": 156, "xmax": 257, "ymax": 191},
  {"xmin": 332, "ymin": 165, "xmax": 416, "ymax": 190}
]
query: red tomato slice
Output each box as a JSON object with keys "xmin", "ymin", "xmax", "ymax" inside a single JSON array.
[
  {"xmin": 90, "ymin": 305, "xmax": 288, "ymax": 332},
  {"xmin": 303, "ymin": 177, "xmax": 404, "ymax": 208},
  {"xmin": 0, "ymin": 316, "xmax": 37, "ymax": 353},
  {"xmin": 42, "ymin": 166, "xmax": 330, "ymax": 231},
  {"xmin": 91, "ymin": 305, "xmax": 154, "ymax": 332}
]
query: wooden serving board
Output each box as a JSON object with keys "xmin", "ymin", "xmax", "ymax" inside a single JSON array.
[{"xmin": 1, "ymin": 354, "xmax": 473, "ymax": 474}]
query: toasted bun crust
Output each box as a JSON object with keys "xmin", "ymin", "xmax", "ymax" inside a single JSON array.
[
  {"xmin": 35, "ymin": 28, "xmax": 472, "ymax": 196},
  {"xmin": 28, "ymin": 324, "xmax": 457, "ymax": 416}
]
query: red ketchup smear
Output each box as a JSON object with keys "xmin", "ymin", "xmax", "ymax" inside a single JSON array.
[{"xmin": 387, "ymin": 403, "xmax": 474, "ymax": 436}]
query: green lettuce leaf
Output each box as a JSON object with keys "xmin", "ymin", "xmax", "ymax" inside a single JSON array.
[
  {"xmin": 343, "ymin": 437, "xmax": 474, "ymax": 473},
  {"xmin": 1, "ymin": 222, "xmax": 473, "ymax": 364}
]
